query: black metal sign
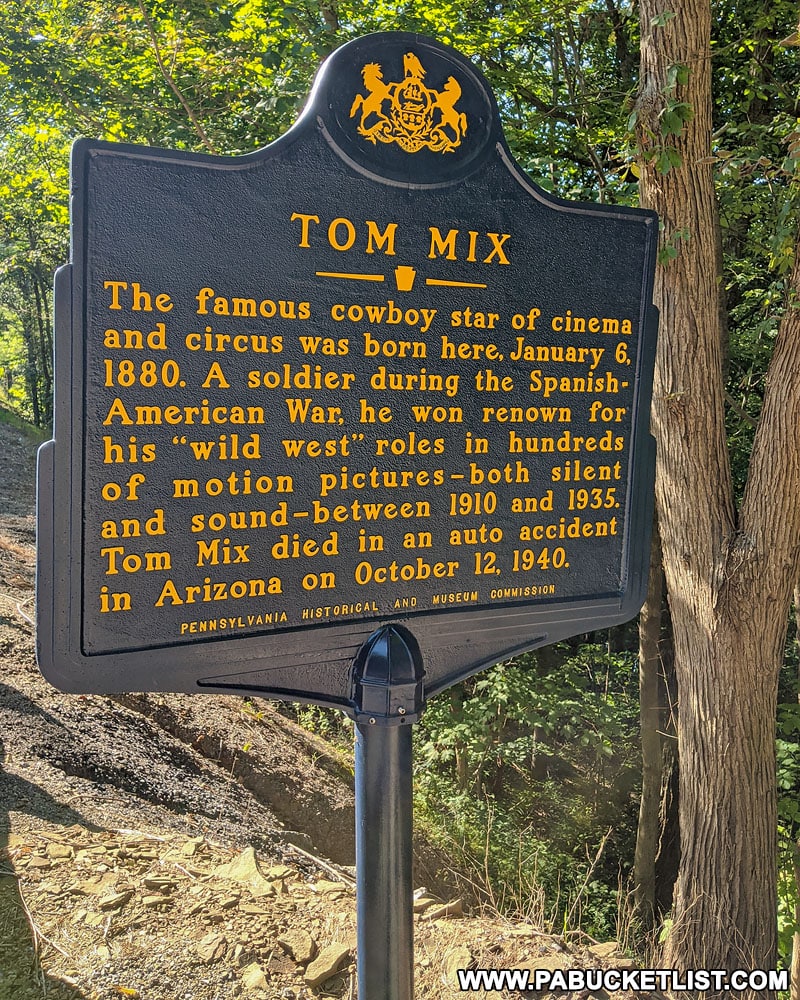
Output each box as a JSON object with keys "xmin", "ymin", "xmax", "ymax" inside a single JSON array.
[{"xmin": 37, "ymin": 32, "xmax": 658, "ymax": 709}]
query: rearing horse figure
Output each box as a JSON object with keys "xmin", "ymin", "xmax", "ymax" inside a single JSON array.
[
  {"xmin": 349, "ymin": 63, "xmax": 394, "ymax": 141},
  {"xmin": 434, "ymin": 76, "xmax": 467, "ymax": 146}
]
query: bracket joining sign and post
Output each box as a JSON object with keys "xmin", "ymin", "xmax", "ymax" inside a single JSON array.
[{"xmin": 37, "ymin": 31, "xmax": 658, "ymax": 999}]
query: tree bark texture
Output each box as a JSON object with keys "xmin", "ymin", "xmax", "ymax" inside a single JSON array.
[
  {"xmin": 634, "ymin": 516, "xmax": 679, "ymax": 928},
  {"xmin": 634, "ymin": 518, "xmax": 667, "ymax": 928},
  {"xmin": 636, "ymin": 0, "xmax": 800, "ymax": 992}
]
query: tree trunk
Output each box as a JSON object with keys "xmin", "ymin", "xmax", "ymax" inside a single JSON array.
[
  {"xmin": 793, "ymin": 588, "xmax": 800, "ymax": 1000},
  {"xmin": 20, "ymin": 313, "xmax": 42, "ymax": 428},
  {"xmin": 655, "ymin": 726, "xmax": 679, "ymax": 916},
  {"xmin": 636, "ymin": 0, "xmax": 800, "ymax": 993},
  {"xmin": 635, "ymin": 516, "xmax": 679, "ymax": 934},
  {"xmin": 634, "ymin": 518, "xmax": 666, "ymax": 929},
  {"xmin": 30, "ymin": 268, "xmax": 52, "ymax": 425}
]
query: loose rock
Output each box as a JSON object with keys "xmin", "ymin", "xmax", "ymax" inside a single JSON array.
[
  {"xmin": 589, "ymin": 941, "xmax": 619, "ymax": 959},
  {"xmin": 98, "ymin": 889, "xmax": 133, "ymax": 911},
  {"xmin": 215, "ymin": 847, "xmax": 276, "ymax": 898},
  {"xmin": 278, "ymin": 928, "xmax": 317, "ymax": 965},
  {"xmin": 241, "ymin": 961, "xmax": 268, "ymax": 991},
  {"xmin": 196, "ymin": 931, "xmax": 228, "ymax": 964},
  {"xmin": 423, "ymin": 898, "xmax": 463, "ymax": 921},
  {"xmin": 445, "ymin": 944, "xmax": 473, "ymax": 982},
  {"xmin": 303, "ymin": 943, "xmax": 351, "ymax": 987}
]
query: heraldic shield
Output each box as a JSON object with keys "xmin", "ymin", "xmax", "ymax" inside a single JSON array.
[{"xmin": 349, "ymin": 51, "xmax": 468, "ymax": 153}]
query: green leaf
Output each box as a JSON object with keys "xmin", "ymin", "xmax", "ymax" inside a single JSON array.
[
  {"xmin": 666, "ymin": 62, "xmax": 690, "ymax": 88},
  {"xmin": 661, "ymin": 110, "xmax": 683, "ymax": 136},
  {"xmin": 658, "ymin": 243, "xmax": 679, "ymax": 264},
  {"xmin": 650, "ymin": 11, "xmax": 677, "ymax": 28}
]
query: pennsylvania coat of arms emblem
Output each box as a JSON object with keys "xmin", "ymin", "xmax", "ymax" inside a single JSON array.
[{"xmin": 349, "ymin": 51, "xmax": 468, "ymax": 154}]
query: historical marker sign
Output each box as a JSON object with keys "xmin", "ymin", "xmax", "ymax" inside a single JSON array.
[{"xmin": 37, "ymin": 32, "xmax": 658, "ymax": 710}]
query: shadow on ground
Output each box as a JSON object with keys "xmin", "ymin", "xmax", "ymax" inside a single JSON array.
[{"xmin": 0, "ymin": 726, "xmax": 96, "ymax": 999}]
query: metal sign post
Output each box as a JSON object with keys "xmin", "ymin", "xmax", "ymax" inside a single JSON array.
[{"xmin": 352, "ymin": 626, "xmax": 423, "ymax": 998}]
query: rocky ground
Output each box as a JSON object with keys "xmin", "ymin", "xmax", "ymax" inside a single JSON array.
[{"xmin": 0, "ymin": 414, "xmax": 651, "ymax": 999}]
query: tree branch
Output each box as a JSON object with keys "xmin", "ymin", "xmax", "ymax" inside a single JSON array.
[
  {"xmin": 136, "ymin": 0, "xmax": 218, "ymax": 154},
  {"xmin": 479, "ymin": 54, "xmax": 580, "ymax": 127}
]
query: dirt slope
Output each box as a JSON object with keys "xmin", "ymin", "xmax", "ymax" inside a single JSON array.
[{"xmin": 0, "ymin": 417, "xmax": 364, "ymax": 998}]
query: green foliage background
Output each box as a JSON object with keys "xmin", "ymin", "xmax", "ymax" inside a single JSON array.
[
  {"xmin": 413, "ymin": 640, "xmax": 642, "ymax": 937},
  {"xmin": 1, "ymin": 0, "xmax": 799, "ymax": 962}
]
